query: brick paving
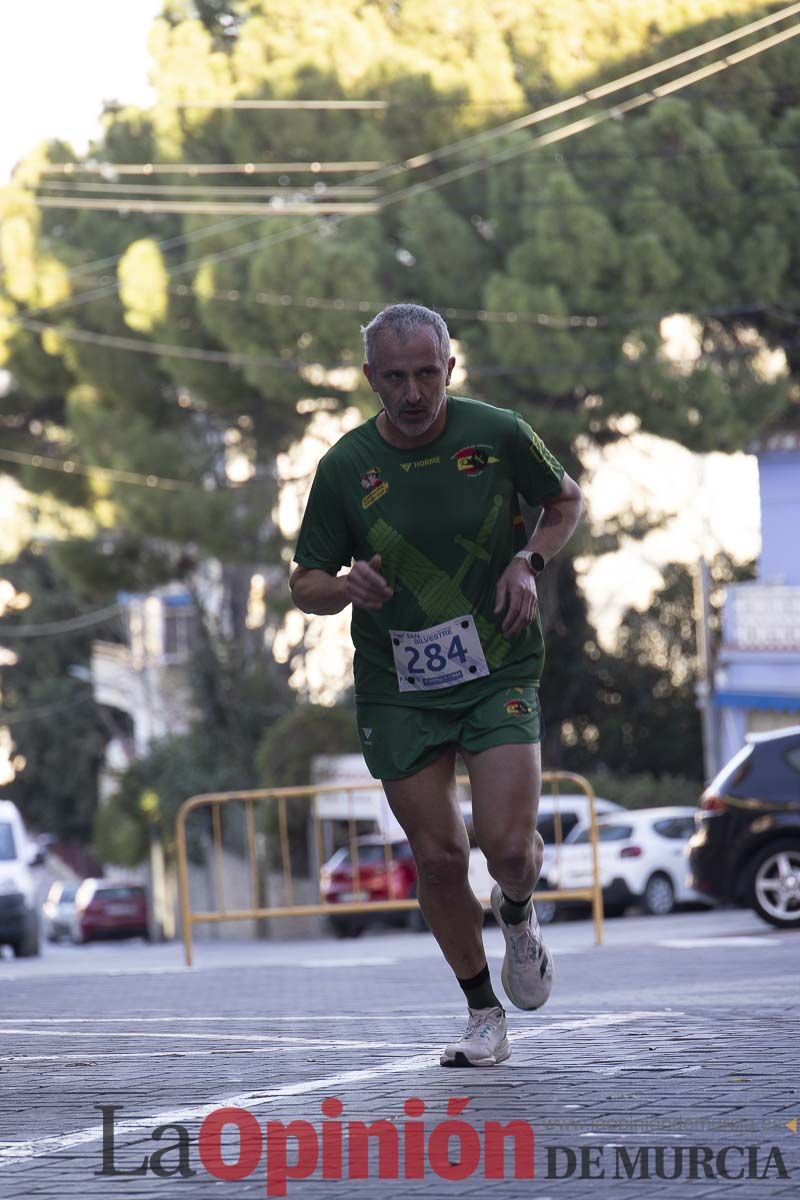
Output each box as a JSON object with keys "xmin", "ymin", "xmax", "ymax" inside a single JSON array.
[{"xmin": 0, "ymin": 909, "xmax": 797, "ymax": 1197}]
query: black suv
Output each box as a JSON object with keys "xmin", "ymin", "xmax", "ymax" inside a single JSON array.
[{"xmin": 687, "ymin": 726, "xmax": 800, "ymax": 928}]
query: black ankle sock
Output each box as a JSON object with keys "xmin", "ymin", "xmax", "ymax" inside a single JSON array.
[
  {"xmin": 456, "ymin": 963, "xmax": 502, "ymax": 1011},
  {"xmin": 500, "ymin": 890, "xmax": 533, "ymax": 925}
]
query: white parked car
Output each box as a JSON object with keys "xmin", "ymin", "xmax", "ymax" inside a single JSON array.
[
  {"xmin": 552, "ymin": 806, "xmax": 712, "ymax": 917},
  {"xmin": 0, "ymin": 799, "xmax": 43, "ymax": 957},
  {"xmin": 468, "ymin": 793, "xmax": 622, "ymax": 919},
  {"xmin": 42, "ymin": 880, "xmax": 79, "ymax": 942}
]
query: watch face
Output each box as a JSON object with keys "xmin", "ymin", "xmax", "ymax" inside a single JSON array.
[{"xmin": 530, "ymin": 552, "xmax": 546, "ymax": 575}]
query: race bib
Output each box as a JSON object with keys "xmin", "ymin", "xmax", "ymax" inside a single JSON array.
[{"xmin": 389, "ymin": 615, "xmax": 490, "ymax": 693}]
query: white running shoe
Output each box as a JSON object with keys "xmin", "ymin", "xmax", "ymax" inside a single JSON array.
[
  {"xmin": 491, "ymin": 884, "xmax": 554, "ymax": 1011},
  {"xmin": 440, "ymin": 1005, "xmax": 510, "ymax": 1067}
]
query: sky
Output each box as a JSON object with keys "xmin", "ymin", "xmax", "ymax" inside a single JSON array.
[{"xmin": 0, "ymin": 0, "xmax": 162, "ymax": 184}]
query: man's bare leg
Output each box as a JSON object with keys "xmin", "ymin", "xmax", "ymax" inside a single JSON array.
[
  {"xmin": 381, "ymin": 749, "xmax": 486, "ymax": 980},
  {"xmin": 461, "ymin": 741, "xmax": 544, "ymax": 904}
]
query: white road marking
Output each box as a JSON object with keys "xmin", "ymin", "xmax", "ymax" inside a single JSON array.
[
  {"xmin": 0, "ymin": 1012, "xmax": 662, "ymax": 1164},
  {"xmin": 0, "ymin": 1047, "xmax": 291, "ymax": 1064},
  {"xmin": 0, "ymin": 1028, "xmax": 413, "ymax": 1049},
  {"xmin": 0, "ymin": 1008, "xmax": 641, "ymax": 1024},
  {"xmin": 657, "ymin": 936, "xmax": 782, "ymax": 949}
]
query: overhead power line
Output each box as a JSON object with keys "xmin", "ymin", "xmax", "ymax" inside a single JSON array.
[
  {"xmin": 38, "ymin": 181, "xmax": 379, "ymax": 198},
  {"xmin": 173, "ymin": 99, "xmax": 388, "ymax": 110},
  {"xmin": 0, "ymin": 603, "xmax": 122, "ymax": 638},
  {"xmin": 30, "ymin": 179, "xmax": 800, "ymax": 221},
  {"xmin": 0, "ymin": 446, "xmax": 242, "ymax": 493},
  {"xmin": 163, "ymin": 286, "xmax": 778, "ymax": 330},
  {"xmin": 39, "ymin": 160, "xmax": 386, "ymax": 177},
  {"xmin": 11, "ymin": 313, "xmax": 795, "ymax": 375},
  {"xmin": 27, "ymin": 6, "xmax": 800, "ymax": 321},
  {"xmin": 35, "ymin": 196, "xmax": 380, "ymax": 217}
]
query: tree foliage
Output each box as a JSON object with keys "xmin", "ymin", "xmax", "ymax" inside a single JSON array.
[{"xmin": 1, "ymin": 3, "xmax": 793, "ymax": 846}]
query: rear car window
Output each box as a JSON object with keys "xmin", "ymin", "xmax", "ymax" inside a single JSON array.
[
  {"xmin": 571, "ymin": 824, "xmax": 633, "ymax": 845},
  {"xmin": 0, "ymin": 821, "xmax": 16, "ymax": 861},
  {"xmin": 707, "ymin": 744, "xmax": 753, "ymax": 796},
  {"xmin": 97, "ymin": 886, "xmax": 144, "ymax": 901},
  {"xmin": 785, "ymin": 747, "xmax": 800, "ymax": 774},
  {"xmin": 342, "ymin": 845, "xmax": 395, "ymax": 866},
  {"xmin": 653, "ymin": 817, "xmax": 696, "ymax": 839}
]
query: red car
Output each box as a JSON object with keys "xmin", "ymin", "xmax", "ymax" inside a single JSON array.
[
  {"xmin": 319, "ymin": 835, "xmax": 425, "ymax": 938},
  {"xmin": 71, "ymin": 879, "xmax": 149, "ymax": 944}
]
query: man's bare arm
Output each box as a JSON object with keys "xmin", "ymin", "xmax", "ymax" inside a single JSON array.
[
  {"xmin": 290, "ymin": 555, "xmax": 393, "ymax": 615},
  {"xmin": 289, "ymin": 566, "xmax": 350, "ymax": 615},
  {"xmin": 526, "ymin": 472, "xmax": 583, "ymax": 562}
]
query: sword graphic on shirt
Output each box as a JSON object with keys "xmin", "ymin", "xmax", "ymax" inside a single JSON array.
[{"xmin": 366, "ymin": 495, "xmax": 511, "ymax": 669}]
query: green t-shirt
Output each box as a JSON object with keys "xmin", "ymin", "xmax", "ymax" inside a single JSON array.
[{"xmin": 293, "ymin": 394, "xmax": 565, "ymax": 707}]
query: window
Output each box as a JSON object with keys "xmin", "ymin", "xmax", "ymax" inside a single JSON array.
[
  {"xmin": 98, "ymin": 886, "xmax": 144, "ymax": 901},
  {"xmin": 0, "ymin": 822, "xmax": 16, "ymax": 862},
  {"xmin": 571, "ymin": 824, "xmax": 633, "ymax": 844},
  {"xmin": 784, "ymin": 746, "xmax": 800, "ymax": 774},
  {"xmin": 537, "ymin": 813, "xmax": 580, "ymax": 845},
  {"xmin": 653, "ymin": 817, "xmax": 696, "ymax": 840}
]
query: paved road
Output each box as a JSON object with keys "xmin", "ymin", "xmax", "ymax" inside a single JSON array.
[{"xmin": 0, "ymin": 908, "xmax": 797, "ymax": 1197}]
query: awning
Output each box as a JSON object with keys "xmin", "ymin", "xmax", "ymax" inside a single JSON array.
[{"xmin": 714, "ymin": 690, "xmax": 800, "ymax": 712}]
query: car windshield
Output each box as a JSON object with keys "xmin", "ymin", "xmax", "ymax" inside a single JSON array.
[
  {"xmin": 570, "ymin": 824, "xmax": 634, "ymax": 845},
  {"xmin": 0, "ymin": 822, "xmax": 16, "ymax": 861}
]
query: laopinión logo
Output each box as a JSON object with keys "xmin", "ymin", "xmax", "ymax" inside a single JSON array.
[
  {"xmin": 95, "ymin": 1102, "xmax": 793, "ymax": 1193},
  {"xmin": 95, "ymin": 1098, "xmax": 535, "ymax": 1195}
]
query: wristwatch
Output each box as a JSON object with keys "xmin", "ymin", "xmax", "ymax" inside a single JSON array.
[{"xmin": 514, "ymin": 550, "xmax": 546, "ymax": 576}]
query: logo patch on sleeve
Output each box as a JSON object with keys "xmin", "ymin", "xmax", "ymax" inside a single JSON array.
[{"xmin": 452, "ymin": 445, "xmax": 500, "ymax": 475}]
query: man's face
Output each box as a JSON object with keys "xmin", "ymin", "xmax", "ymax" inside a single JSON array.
[{"xmin": 363, "ymin": 328, "xmax": 455, "ymax": 439}]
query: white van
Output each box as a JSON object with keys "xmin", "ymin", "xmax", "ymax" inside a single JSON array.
[
  {"xmin": 467, "ymin": 793, "xmax": 622, "ymax": 913},
  {"xmin": 0, "ymin": 800, "xmax": 42, "ymax": 957}
]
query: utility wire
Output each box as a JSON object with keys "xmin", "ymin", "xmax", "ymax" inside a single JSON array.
[
  {"xmin": 0, "ymin": 603, "xmax": 122, "ymax": 637},
  {"xmin": 38, "ymin": 181, "xmax": 379, "ymax": 198},
  {"xmin": 34, "ymin": 197, "xmax": 380, "ymax": 217},
  {"xmin": 26, "ymin": 17, "xmax": 800, "ymax": 322},
  {"xmin": 32, "ymin": 4, "xmax": 800, "ymax": 316},
  {"xmin": 39, "ymin": 160, "xmax": 385, "ymax": 177},
  {"xmin": 161, "ymin": 286, "xmax": 780, "ymax": 330},
  {"xmin": 172, "ymin": 99, "xmax": 388, "ymax": 110},
  {"xmin": 10, "ymin": 314, "xmax": 795, "ymax": 375},
  {"xmin": 0, "ymin": 447, "xmax": 251, "ymax": 493},
  {"xmin": 28, "ymin": 179, "xmax": 800, "ymax": 220}
]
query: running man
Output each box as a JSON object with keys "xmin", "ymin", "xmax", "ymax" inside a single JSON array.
[{"xmin": 291, "ymin": 303, "xmax": 583, "ymax": 1066}]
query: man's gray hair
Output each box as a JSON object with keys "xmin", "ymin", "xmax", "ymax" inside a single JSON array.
[{"xmin": 361, "ymin": 303, "xmax": 451, "ymax": 368}]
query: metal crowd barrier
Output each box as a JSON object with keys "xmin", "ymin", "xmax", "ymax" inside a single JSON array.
[{"xmin": 175, "ymin": 770, "xmax": 604, "ymax": 966}]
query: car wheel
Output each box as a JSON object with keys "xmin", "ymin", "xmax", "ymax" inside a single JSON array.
[
  {"xmin": 13, "ymin": 913, "xmax": 41, "ymax": 958},
  {"xmin": 328, "ymin": 916, "xmax": 365, "ymax": 939},
  {"xmin": 748, "ymin": 840, "xmax": 800, "ymax": 929},
  {"xmin": 642, "ymin": 873, "xmax": 675, "ymax": 916}
]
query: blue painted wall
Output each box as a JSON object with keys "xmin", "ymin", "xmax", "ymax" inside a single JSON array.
[{"xmin": 757, "ymin": 449, "xmax": 800, "ymax": 585}]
